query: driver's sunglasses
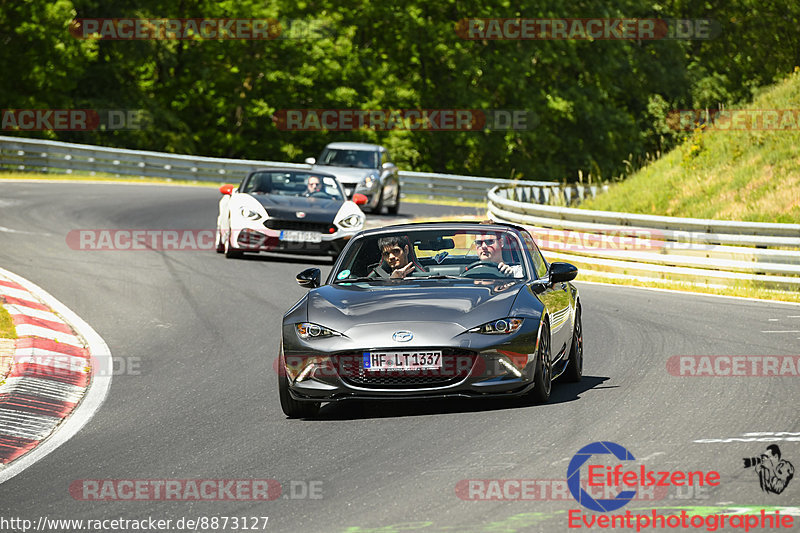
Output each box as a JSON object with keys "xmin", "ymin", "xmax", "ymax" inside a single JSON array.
[
  {"xmin": 474, "ymin": 238, "xmax": 496, "ymax": 247},
  {"xmin": 308, "ymin": 181, "xmax": 321, "ymax": 189}
]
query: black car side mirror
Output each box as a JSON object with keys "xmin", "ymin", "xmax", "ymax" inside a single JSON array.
[
  {"xmin": 296, "ymin": 268, "xmax": 321, "ymax": 288},
  {"xmin": 549, "ymin": 262, "xmax": 578, "ymax": 284}
]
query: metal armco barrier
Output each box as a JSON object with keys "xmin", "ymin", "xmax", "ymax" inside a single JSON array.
[
  {"xmin": 0, "ymin": 136, "xmax": 598, "ymax": 204},
  {"xmin": 488, "ymin": 186, "xmax": 800, "ymax": 290}
]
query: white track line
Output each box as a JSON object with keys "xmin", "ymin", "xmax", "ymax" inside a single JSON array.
[
  {"xmin": 574, "ymin": 279, "xmax": 800, "ymax": 307},
  {"xmin": 0, "ymin": 267, "xmax": 112, "ymax": 485}
]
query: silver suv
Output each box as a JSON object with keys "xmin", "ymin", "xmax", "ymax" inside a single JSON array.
[{"xmin": 305, "ymin": 142, "xmax": 400, "ymax": 215}]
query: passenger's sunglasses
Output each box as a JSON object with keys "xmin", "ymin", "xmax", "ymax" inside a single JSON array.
[{"xmin": 474, "ymin": 239, "xmax": 497, "ymax": 247}]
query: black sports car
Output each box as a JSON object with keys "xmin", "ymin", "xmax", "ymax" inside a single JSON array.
[
  {"xmin": 216, "ymin": 168, "xmax": 367, "ymax": 258},
  {"xmin": 278, "ymin": 221, "xmax": 583, "ymax": 417}
]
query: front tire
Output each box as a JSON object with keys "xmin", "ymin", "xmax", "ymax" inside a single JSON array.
[
  {"xmin": 215, "ymin": 225, "xmax": 225, "ymax": 253},
  {"xmin": 224, "ymin": 224, "xmax": 243, "ymax": 259},
  {"xmin": 386, "ymin": 185, "xmax": 400, "ymax": 215},
  {"xmin": 371, "ymin": 187, "xmax": 384, "ymax": 214},
  {"xmin": 278, "ymin": 353, "xmax": 321, "ymax": 418},
  {"xmin": 564, "ymin": 307, "xmax": 583, "ymax": 382},
  {"xmin": 527, "ymin": 322, "xmax": 552, "ymax": 404}
]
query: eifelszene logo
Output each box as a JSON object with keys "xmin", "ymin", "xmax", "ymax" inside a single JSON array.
[
  {"xmin": 567, "ymin": 441, "xmax": 721, "ymax": 512},
  {"xmin": 743, "ymin": 444, "xmax": 794, "ymax": 495}
]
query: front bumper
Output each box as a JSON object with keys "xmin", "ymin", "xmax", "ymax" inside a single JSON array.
[
  {"xmin": 341, "ymin": 182, "xmax": 380, "ymax": 207},
  {"xmin": 280, "ymin": 320, "xmax": 543, "ymax": 402},
  {"xmin": 230, "ymin": 222, "xmax": 359, "ymax": 257}
]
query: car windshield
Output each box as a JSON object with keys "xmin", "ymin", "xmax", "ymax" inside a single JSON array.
[
  {"xmin": 241, "ymin": 171, "xmax": 344, "ymax": 200},
  {"xmin": 319, "ymin": 148, "xmax": 378, "ymax": 169},
  {"xmin": 332, "ymin": 228, "xmax": 529, "ymax": 282}
]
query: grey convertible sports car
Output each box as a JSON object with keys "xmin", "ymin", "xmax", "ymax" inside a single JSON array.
[{"xmin": 278, "ymin": 221, "xmax": 582, "ymax": 418}]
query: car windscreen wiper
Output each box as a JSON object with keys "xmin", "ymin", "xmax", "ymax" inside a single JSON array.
[
  {"xmin": 414, "ymin": 274, "xmax": 463, "ymax": 280},
  {"xmin": 332, "ymin": 277, "xmax": 379, "ymax": 284}
]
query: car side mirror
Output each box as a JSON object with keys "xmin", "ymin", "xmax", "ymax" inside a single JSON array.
[
  {"xmin": 549, "ymin": 262, "xmax": 578, "ymax": 284},
  {"xmin": 305, "ymin": 157, "xmax": 316, "ymax": 165},
  {"xmin": 381, "ymin": 162, "xmax": 396, "ymax": 171},
  {"xmin": 352, "ymin": 193, "xmax": 368, "ymax": 206},
  {"xmin": 296, "ymin": 268, "xmax": 321, "ymax": 288},
  {"xmin": 219, "ymin": 184, "xmax": 235, "ymax": 195}
]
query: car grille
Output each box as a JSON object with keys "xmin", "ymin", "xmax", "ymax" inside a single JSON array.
[
  {"xmin": 337, "ymin": 350, "xmax": 477, "ymax": 389},
  {"xmin": 264, "ymin": 219, "xmax": 334, "ymax": 233}
]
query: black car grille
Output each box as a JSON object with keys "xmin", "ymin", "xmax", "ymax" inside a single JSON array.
[
  {"xmin": 264, "ymin": 219, "xmax": 334, "ymax": 233},
  {"xmin": 337, "ymin": 350, "xmax": 477, "ymax": 389}
]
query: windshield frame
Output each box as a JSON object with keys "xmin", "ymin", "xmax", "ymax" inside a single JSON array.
[
  {"xmin": 318, "ymin": 148, "xmax": 380, "ymax": 169},
  {"xmin": 326, "ymin": 227, "xmax": 534, "ymax": 285},
  {"xmin": 240, "ymin": 170, "xmax": 345, "ymax": 200}
]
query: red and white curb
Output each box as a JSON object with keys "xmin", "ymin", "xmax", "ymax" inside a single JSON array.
[{"xmin": 0, "ymin": 267, "xmax": 111, "ymax": 484}]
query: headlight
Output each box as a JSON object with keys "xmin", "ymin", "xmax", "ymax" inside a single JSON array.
[
  {"xmin": 338, "ymin": 214, "xmax": 364, "ymax": 229},
  {"xmin": 295, "ymin": 322, "xmax": 342, "ymax": 339},
  {"xmin": 239, "ymin": 207, "xmax": 263, "ymax": 221},
  {"xmin": 469, "ymin": 318, "xmax": 523, "ymax": 335},
  {"xmin": 360, "ymin": 175, "xmax": 376, "ymax": 188}
]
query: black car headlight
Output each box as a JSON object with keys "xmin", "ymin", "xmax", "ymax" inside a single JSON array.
[
  {"xmin": 338, "ymin": 214, "xmax": 363, "ymax": 229},
  {"xmin": 469, "ymin": 318, "xmax": 523, "ymax": 335},
  {"xmin": 239, "ymin": 207, "xmax": 263, "ymax": 221},
  {"xmin": 295, "ymin": 322, "xmax": 342, "ymax": 339}
]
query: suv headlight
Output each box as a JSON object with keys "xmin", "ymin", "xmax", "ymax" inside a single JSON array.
[
  {"xmin": 360, "ymin": 175, "xmax": 376, "ymax": 188},
  {"xmin": 240, "ymin": 207, "xmax": 263, "ymax": 221},
  {"xmin": 469, "ymin": 318, "xmax": 523, "ymax": 335},
  {"xmin": 338, "ymin": 214, "xmax": 364, "ymax": 229},
  {"xmin": 296, "ymin": 322, "xmax": 342, "ymax": 339}
]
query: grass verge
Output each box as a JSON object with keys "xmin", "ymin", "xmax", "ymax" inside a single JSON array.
[
  {"xmin": 0, "ymin": 306, "xmax": 17, "ymax": 339},
  {"xmin": 574, "ymin": 271, "xmax": 800, "ymax": 304},
  {"xmin": 580, "ymin": 70, "xmax": 800, "ymax": 223}
]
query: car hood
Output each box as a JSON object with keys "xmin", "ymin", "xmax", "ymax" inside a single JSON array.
[
  {"xmin": 311, "ymin": 165, "xmax": 377, "ymax": 184},
  {"xmin": 249, "ymin": 193, "xmax": 342, "ymax": 221},
  {"xmin": 307, "ymin": 280, "xmax": 524, "ymax": 336}
]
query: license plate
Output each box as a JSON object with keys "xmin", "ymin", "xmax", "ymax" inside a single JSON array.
[
  {"xmin": 363, "ymin": 351, "xmax": 443, "ymax": 371},
  {"xmin": 279, "ymin": 230, "xmax": 322, "ymax": 243}
]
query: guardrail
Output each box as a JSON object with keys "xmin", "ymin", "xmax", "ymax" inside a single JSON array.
[
  {"xmin": 487, "ymin": 186, "xmax": 800, "ymax": 290},
  {"xmin": 0, "ymin": 135, "xmax": 599, "ymax": 204}
]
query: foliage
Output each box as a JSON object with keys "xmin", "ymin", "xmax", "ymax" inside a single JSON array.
[{"xmin": 2, "ymin": 0, "xmax": 798, "ymax": 182}]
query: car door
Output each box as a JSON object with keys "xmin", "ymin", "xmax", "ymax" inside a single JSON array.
[{"xmin": 521, "ymin": 230, "xmax": 573, "ymax": 361}]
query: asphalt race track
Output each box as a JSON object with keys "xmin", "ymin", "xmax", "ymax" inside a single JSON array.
[{"xmin": 0, "ymin": 181, "xmax": 798, "ymax": 532}]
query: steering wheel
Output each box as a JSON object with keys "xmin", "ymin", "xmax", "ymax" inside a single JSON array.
[
  {"xmin": 461, "ymin": 260, "xmax": 505, "ymax": 278},
  {"xmin": 306, "ymin": 191, "xmax": 330, "ymax": 199}
]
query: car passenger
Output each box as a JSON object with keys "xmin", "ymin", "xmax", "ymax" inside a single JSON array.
[
  {"xmin": 473, "ymin": 233, "xmax": 523, "ymax": 278},
  {"xmin": 369, "ymin": 235, "xmax": 423, "ymax": 279}
]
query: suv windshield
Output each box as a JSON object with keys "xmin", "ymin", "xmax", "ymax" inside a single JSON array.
[
  {"xmin": 242, "ymin": 171, "xmax": 344, "ymax": 200},
  {"xmin": 319, "ymin": 148, "xmax": 379, "ymax": 169},
  {"xmin": 332, "ymin": 228, "xmax": 529, "ymax": 282}
]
